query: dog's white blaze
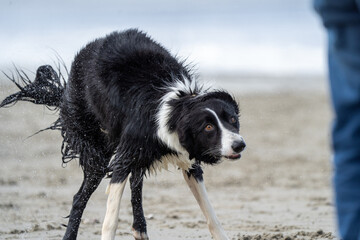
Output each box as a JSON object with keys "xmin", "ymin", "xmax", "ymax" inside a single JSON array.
[
  {"xmin": 205, "ymin": 108, "xmax": 243, "ymax": 156},
  {"xmin": 101, "ymin": 177, "xmax": 129, "ymax": 240},
  {"xmin": 155, "ymin": 76, "xmax": 212, "ymax": 171},
  {"xmin": 182, "ymin": 171, "xmax": 229, "ymax": 240}
]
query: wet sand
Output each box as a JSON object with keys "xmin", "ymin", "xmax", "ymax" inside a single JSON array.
[{"xmin": 0, "ymin": 85, "xmax": 336, "ymax": 239}]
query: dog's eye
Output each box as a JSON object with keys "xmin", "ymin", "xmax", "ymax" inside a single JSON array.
[
  {"xmin": 205, "ymin": 124, "xmax": 214, "ymax": 132},
  {"xmin": 230, "ymin": 117, "xmax": 237, "ymax": 124}
]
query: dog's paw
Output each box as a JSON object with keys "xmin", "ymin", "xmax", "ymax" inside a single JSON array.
[{"xmin": 132, "ymin": 228, "xmax": 149, "ymax": 240}]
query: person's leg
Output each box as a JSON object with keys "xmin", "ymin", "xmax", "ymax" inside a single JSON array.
[{"xmin": 327, "ymin": 22, "xmax": 360, "ymax": 240}]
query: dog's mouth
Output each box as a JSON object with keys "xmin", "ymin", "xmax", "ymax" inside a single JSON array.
[{"xmin": 224, "ymin": 153, "xmax": 241, "ymax": 160}]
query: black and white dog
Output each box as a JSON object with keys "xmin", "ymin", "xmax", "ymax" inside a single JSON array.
[{"xmin": 1, "ymin": 29, "xmax": 246, "ymax": 240}]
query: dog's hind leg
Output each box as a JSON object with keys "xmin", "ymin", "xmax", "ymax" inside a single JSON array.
[
  {"xmin": 182, "ymin": 166, "xmax": 229, "ymax": 240},
  {"xmin": 62, "ymin": 170, "xmax": 105, "ymax": 240},
  {"xmin": 101, "ymin": 169, "xmax": 130, "ymax": 240},
  {"xmin": 130, "ymin": 169, "xmax": 148, "ymax": 240}
]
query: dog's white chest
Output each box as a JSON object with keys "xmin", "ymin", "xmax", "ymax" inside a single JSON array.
[{"xmin": 150, "ymin": 153, "xmax": 195, "ymax": 174}]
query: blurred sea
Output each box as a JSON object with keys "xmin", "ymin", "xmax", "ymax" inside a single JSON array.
[{"xmin": 0, "ymin": 0, "xmax": 327, "ymax": 92}]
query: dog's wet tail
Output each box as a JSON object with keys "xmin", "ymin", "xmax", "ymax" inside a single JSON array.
[{"xmin": 1, "ymin": 65, "xmax": 65, "ymax": 109}]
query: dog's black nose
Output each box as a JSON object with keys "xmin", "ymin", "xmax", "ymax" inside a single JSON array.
[{"xmin": 232, "ymin": 140, "xmax": 246, "ymax": 153}]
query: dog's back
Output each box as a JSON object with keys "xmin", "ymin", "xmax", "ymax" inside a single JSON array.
[{"xmin": 60, "ymin": 29, "xmax": 192, "ymax": 172}]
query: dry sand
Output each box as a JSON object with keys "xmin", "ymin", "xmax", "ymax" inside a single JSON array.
[{"xmin": 0, "ymin": 85, "xmax": 336, "ymax": 240}]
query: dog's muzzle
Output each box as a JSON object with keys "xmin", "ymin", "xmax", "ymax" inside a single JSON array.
[{"xmin": 225, "ymin": 138, "xmax": 246, "ymax": 160}]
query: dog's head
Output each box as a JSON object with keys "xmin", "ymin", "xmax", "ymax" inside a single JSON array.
[{"xmin": 176, "ymin": 92, "xmax": 246, "ymax": 164}]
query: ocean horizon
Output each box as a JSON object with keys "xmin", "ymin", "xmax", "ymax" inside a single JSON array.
[{"xmin": 0, "ymin": 0, "xmax": 327, "ymax": 91}]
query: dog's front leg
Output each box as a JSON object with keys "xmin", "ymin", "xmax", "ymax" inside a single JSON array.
[
  {"xmin": 182, "ymin": 170, "xmax": 229, "ymax": 240},
  {"xmin": 130, "ymin": 169, "xmax": 149, "ymax": 240},
  {"xmin": 101, "ymin": 175, "xmax": 129, "ymax": 240}
]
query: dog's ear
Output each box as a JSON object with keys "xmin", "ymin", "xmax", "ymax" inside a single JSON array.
[{"xmin": 178, "ymin": 125, "xmax": 195, "ymax": 160}]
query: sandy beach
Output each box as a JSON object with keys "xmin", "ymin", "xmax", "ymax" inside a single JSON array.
[{"xmin": 0, "ymin": 83, "xmax": 336, "ymax": 239}]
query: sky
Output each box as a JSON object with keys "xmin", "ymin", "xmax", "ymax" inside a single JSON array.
[{"xmin": 0, "ymin": 0, "xmax": 327, "ymax": 77}]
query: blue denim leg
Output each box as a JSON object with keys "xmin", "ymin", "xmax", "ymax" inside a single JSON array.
[
  {"xmin": 328, "ymin": 24, "xmax": 360, "ymax": 240},
  {"xmin": 314, "ymin": 0, "xmax": 360, "ymax": 26}
]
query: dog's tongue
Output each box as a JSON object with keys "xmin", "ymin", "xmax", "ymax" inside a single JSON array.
[{"xmin": 226, "ymin": 154, "xmax": 241, "ymax": 160}]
